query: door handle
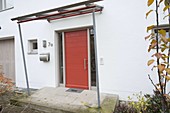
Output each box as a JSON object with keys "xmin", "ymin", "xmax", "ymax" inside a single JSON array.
[{"xmin": 84, "ymin": 59, "xmax": 87, "ymax": 70}]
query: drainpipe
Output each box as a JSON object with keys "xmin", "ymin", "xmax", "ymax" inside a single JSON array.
[
  {"xmin": 18, "ymin": 23, "xmax": 30, "ymax": 96},
  {"xmin": 92, "ymin": 9, "xmax": 101, "ymax": 108}
]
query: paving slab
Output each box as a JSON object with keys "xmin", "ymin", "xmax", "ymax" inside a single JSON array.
[{"xmin": 11, "ymin": 87, "xmax": 119, "ymax": 113}]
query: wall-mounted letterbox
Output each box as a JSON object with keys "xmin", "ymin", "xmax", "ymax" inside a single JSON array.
[{"xmin": 39, "ymin": 53, "xmax": 50, "ymax": 62}]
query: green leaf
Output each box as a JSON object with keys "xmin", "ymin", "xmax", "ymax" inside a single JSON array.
[
  {"xmin": 147, "ymin": 25, "xmax": 154, "ymax": 32},
  {"xmin": 146, "ymin": 10, "xmax": 153, "ymax": 19},
  {"xmin": 148, "ymin": 0, "xmax": 154, "ymax": 6},
  {"xmin": 159, "ymin": 0, "xmax": 164, "ymax": 5},
  {"xmin": 147, "ymin": 59, "xmax": 155, "ymax": 66},
  {"xmin": 163, "ymin": 5, "xmax": 170, "ymax": 12}
]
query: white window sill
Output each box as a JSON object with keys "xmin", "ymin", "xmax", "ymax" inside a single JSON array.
[{"xmin": 28, "ymin": 51, "xmax": 38, "ymax": 55}]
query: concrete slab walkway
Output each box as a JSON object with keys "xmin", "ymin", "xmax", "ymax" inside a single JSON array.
[{"xmin": 11, "ymin": 87, "xmax": 119, "ymax": 113}]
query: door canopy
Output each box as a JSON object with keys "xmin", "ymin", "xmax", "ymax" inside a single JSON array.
[{"xmin": 11, "ymin": 0, "xmax": 103, "ymax": 23}]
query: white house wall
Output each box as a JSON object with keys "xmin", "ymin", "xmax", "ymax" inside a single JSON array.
[{"xmin": 1, "ymin": 0, "xmax": 168, "ymax": 100}]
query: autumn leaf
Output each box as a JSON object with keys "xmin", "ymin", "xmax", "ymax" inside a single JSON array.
[
  {"xmin": 164, "ymin": 53, "xmax": 170, "ymax": 57},
  {"xmin": 158, "ymin": 64, "xmax": 166, "ymax": 72},
  {"xmin": 165, "ymin": 76, "xmax": 170, "ymax": 81},
  {"xmin": 165, "ymin": 68, "xmax": 170, "ymax": 74},
  {"xmin": 159, "ymin": 0, "xmax": 164, "ymax": 5},
  {"xmin": 151, "ymin": 39, "xmax": 157, "ymax": 48},
  {"xmin": 145, "ymin": 34, "xmax": 151, "ymax": 40},
  {"xmin": 163, "ymin": 5, "xmax": 170, "ymax": 12},
  {"xmin": 146, "ymin": 10, "xmax": 153, "ymax": 19},
  {"xmin": 167, "ymin": 38, "xmax": 170, "ymax": 42},
  {"xmin": 148, "ymin": 45, "xmax": 152, "ymax": 52},
  {"xmin": 161, "ymin": 44, "xmax": 168, "ymax": 48},
  {"xmin": 147, "ymin": 59, "xmax": 155, "ymax": 66},
  {"xmin": 160, "ymin": 36, "xmax": 168, "ymax": 43},
  {"xmin": 161, "ymin": 47, "xmax": 167, "ymax": 52},
  {"xmin": 159, "ymin": 29, "xmax": 166, "ymax": 37},
  {"xmin": 147, "ymin": 25, "xmax": 154, "ymax": 32},
  {"xmin": 148, "ymin": 0, "xmax": 154, "ymax": 6},
  {"xmin": 148, "ymin": 40, "xmax": 157, "ymax": 52},
  {"xmin": 152, "ymin": 53, "xmax": 162, "ymax": 59},
  {"xmin": 164, "ymin": 94, "xmax": 170, "ymax": 100},
  {"xmin": 161, "ymin": 54, "xmax": 168, "ymax": 61}
]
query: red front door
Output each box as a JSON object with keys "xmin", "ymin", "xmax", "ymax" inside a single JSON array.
[{"xmin": 65, "ymin": 29, "xmax": 88, "ymax": 89}]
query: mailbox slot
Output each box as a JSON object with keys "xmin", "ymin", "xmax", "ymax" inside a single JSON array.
[{"xmin": 39, "ymin": 53, "xmax": 50, "ymax": 62}]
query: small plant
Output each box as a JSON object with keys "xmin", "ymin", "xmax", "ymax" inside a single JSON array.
[
  {"xmin": 144, "ymin": 92, "xmax": 170, "ymax": 113},
  {"xmin": 115, "ymin": 92, "xmax": 170, "ymax": 113},
  {"xmin": 0, "ymin": 75, "xmax": 14, "ymax": 95},
  {"xmin": 128, "ymin": 92, "xmax": 149, "ymax": 113},
  {"xmin": 0, "ymin": 65, "xmax": 14, "ymax": 95}
]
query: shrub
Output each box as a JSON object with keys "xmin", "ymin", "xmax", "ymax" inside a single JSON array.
[
  {"xmin": 114, "ymin": 102, "xmax": 137, "ymax": 113},
  {"xmin": 144, "ymin": 92, "xmax": 170, "ymax": 113},
  {"xmin": 114, "ymin": 92, "xmax": 170, "ymax": 113},
  {"xmin": 0, "ymin": 74, "xmax": 14, "ymax": 95}
]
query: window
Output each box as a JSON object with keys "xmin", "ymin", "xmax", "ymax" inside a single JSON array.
[
  {"xmin": 28, "ymin": 39, "xmax": 38, "ymax": 54},
  {"xmin": 153, "ymin": 24, "xmax": 170, "ymax": 38},
  {"xmin": 0, "ymin": 0, "xmax": 14, "ymax": 11},
  {"xmin": 152, "ymin": 24, "xmax": 170, "ymax": 51}
]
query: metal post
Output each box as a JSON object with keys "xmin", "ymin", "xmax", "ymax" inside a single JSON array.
[
  {"xmin": 18, "ymin": 23, "xmax": 30, "ymax": 96},
  {"xmin": 92, "ymin": 10, "xmax": 101, "ymax": 108}
]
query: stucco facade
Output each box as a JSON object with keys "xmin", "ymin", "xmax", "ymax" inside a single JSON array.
[{"xmin": 0, "ymin": 0, "xmax": 165, "ymax": 100}]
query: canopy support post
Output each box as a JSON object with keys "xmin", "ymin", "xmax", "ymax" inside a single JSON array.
[
  {"xmin": 92, "ymin": 10, "xmax": 101, "ymax": 108},
  {"xmin": 18, "ymin": 23, "xmax": 30, "ymax": 96}
]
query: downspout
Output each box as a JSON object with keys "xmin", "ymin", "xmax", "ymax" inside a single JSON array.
[
  {"xmin": 18, "ymin": 23, "xmax": 30, "ymax": 96},
  {"xmin": 92, "ymin": 9, "xmax": 101, "ymax": 108}
]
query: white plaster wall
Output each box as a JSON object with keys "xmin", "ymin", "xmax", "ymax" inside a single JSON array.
[
  {"xmin": 97, "ymin": 1, "xmax": 151, "ymax": 100},
  {"xmin": 0, "ymin": 0, "xmax": 169, "ymax": 100}
]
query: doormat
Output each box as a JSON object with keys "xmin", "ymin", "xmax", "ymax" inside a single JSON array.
[{"xmin": 66, "ymin": 88, "xmax": 83, "ymax": 93}]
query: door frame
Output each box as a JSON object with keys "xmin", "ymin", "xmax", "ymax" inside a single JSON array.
[{"xmin": 58, "ymin": 27, "xmax": 92, "ymax": 90}]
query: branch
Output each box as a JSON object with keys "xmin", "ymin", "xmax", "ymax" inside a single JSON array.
[
  {"xmin": 148, "ymin": 74, "xmax": 161, "ymax": 94},
  {"xmin": 164, "ymin": 6, "xmax": 170, "ymax": 95}
]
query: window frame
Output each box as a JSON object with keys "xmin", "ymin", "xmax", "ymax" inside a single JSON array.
[
  {"xmin": 153, "ymin": 24, "xmax": 170, "ymax": 33},
  {"xmin": 152, "ymin": 24, "xmax": 170, "ymax": 50},
  {"xmin": 0, "ymin": 0, "xmax": 14, "ymax": 12},
  {"xmin": 153, "ymin": 24, "xmax": 170, "ymax": 39},
  {"xmin": 28, "ymin": 39, "xmax": 38, "ymax": 54}
]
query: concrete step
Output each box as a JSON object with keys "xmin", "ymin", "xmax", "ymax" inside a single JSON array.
[{"xmin": 11, "ymin": 87, "xmax": 119, "ymax": 113}]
